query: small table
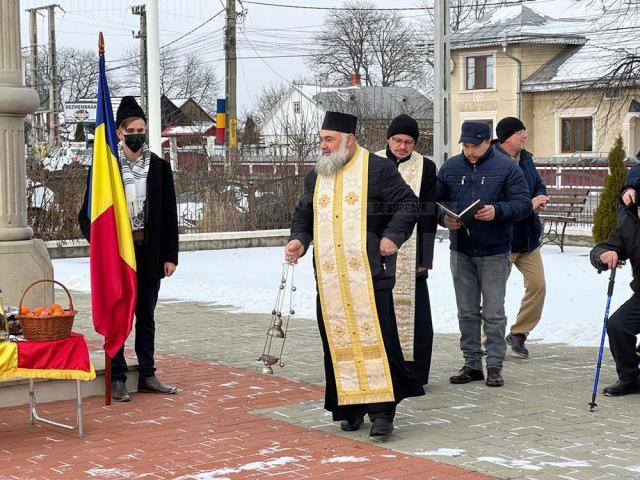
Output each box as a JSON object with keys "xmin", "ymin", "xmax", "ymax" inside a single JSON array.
[{"xmin": 0, "ymin": 333, "xmax": 95, "ymax": 438}]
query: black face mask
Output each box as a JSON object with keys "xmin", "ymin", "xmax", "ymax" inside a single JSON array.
[{"xmin": 124, "ymin": 133, "xmax": 146, "ymax": 153}]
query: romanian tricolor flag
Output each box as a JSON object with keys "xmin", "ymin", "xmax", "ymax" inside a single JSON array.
[{"xmin": 88, "ymin": 33, "xmax": 136, "ymax": 358}]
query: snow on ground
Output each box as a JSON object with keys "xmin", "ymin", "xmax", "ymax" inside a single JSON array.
[{"xmin": 53, "ymin": 241, "xmax": 633, "ymax": 348}]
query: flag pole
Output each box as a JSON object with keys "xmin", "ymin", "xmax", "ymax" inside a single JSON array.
[
  {"xmin": 98, "ymin": 32, "xmax": 112, "ymax": 407},
  {"xmin": 105, "ymin": 353, "xmax": 111, "ymax": 406}
]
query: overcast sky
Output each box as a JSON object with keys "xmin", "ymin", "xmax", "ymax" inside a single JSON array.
[{"xmin": 19, "ymin": 0, "xmax": 589, "ymax": 113}]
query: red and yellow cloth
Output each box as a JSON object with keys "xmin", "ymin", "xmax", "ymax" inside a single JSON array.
[{"xmin": 0, "ymin": 333, "xmax": 95, "ymax": 382}]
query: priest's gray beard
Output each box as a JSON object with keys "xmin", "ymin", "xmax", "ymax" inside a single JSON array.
[{"xmin": 315, "ymin": 134, "xmax": 350, "ymax": 177}]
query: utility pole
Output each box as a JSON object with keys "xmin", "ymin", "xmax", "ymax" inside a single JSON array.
[
  {"xmin": 47, "ymin": 4, "xmax": 60, "ymax": 146},
  {"xmin": 26, "ymin": 4, "xmax": 61, "ymax": 147},
  {"xmin": 225, "ymin": 0, "xmax": 238, "ymax": 169},
  {"xmin": 433, "ymin": 0, "xmax": 452, "ymax": 169},
  {"xmin": 28, "ymin": 8, "xmax": 40, "ymax": 145},
  {"xmin": 132, "ymin": 5, "xmax": 148, "ymax": 115}
]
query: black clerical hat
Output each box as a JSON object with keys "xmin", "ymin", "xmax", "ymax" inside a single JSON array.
[
  {"xmin": 116, "ymin": 96, "xmax": 146, "ymax": 127},
  {"xmin": 321, "ymin": 111, "xmax": 357, "ymax": 134}
]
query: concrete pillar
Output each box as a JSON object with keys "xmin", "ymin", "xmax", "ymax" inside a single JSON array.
[{"xmin": 0, "ymin": 0, "xmax": 53, "ymax": 306}]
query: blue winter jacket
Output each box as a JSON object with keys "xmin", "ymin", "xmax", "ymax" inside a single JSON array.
[
  {"xmin": 493, "ymin": 143, "xmax": 547, "ymax": 253},
  {"xmin": 437, "ymin": 146, "xmax": 531, "ymax": 257}
]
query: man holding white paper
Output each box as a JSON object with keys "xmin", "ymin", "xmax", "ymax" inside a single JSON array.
[{"xmin": 437, "ymin": 121, "xmax": 530, "ymax": 387}]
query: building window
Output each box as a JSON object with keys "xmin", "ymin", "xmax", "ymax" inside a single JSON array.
[
  {"xmin": 466, "ymin": 55, "xmax": 494, "ymax": 90},
  {"xmin": 293, "ymin": 101, "xmax": 300, "ymax": 114},
  {"xmin": 561, "ymin": 117, "xmax": 593, "ymax": 152}
]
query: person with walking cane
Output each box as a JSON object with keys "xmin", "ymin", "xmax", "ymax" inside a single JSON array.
[{"xmin": 590, "ymin": 195, "xmax": 640, "ymax": 397}]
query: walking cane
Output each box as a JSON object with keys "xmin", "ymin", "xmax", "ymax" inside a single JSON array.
[{"xmin": 589, "ymin": 262, "xmax": 623, "ymax": 412}]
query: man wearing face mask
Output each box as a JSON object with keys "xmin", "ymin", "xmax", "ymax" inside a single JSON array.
[{"xmin": 78, "ymin": 96, "xmax": 179, "ymax": 402}]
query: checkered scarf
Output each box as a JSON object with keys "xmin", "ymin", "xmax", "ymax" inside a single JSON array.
[{"xmin": 118, "ymin": 143, "xmax": 150, "ymax": 231}]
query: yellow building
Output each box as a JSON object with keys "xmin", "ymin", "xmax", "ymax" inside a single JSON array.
[{"xmin": 450, "ymin": 5, "xmax": 640, "ymax": 159}]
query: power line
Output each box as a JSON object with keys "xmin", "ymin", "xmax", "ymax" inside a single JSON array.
[
  {"xmin": 241, "ymin": 0, "xmax": 555, "ymax": 11},
  {"xmin": 161, "ymin": 8, "xmax": 225, "ymax": 49}
]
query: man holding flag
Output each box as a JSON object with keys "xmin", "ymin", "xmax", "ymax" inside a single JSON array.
[{"xmin": 78, "ymin": 34, "xmax": 179, "ymax": 402}]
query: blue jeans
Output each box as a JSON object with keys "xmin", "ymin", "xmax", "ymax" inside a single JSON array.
[{"xmin": 450, "ymin": 251, "xmax": 510, "ymax": 370}]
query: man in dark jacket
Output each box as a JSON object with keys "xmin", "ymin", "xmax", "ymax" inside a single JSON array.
[
  {"xmin": 79, "ymin": 96, "xmax": 179, "ymax": 402},
  {"xmin": 437, "ymin": 121, "xmax": 531, "ymax": 388},
  {"xmin": 590, "ymin": 198, "xmax": 640, "ymax": 396},
  {"xmin": 376, "ymin": 114, "xmax": 437, "ymax": 385},
  {"xmin": 494, "ymin": 117, "xmax": 548, "ymax": 358},
  {"xmin": 285, "ymin": 111, "xmax": 424, "ymax": 437}
]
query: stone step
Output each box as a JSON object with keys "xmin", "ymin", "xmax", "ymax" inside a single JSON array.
[{"xmin": 0, "ymin": 352, "xmax": 139, "ymax": 408}]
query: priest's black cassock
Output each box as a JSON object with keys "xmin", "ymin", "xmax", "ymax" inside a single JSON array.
[{"xmin": 289, "ymin": 150, "xmax": 425, "ymax": 422}]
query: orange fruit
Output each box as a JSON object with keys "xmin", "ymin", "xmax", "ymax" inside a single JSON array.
[
  {"xmin": 34, "ymin": 307, "xmax": 44, "ymax": 316},
  {"xmin": 20, "ymin": 306, "xmax": 31, "ymax": 315},
  {"xmin": 50, "ymin": 303, "xmax": 62, "ymax": 310}
]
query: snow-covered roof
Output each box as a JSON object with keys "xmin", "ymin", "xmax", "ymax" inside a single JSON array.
[
  {"xmin": 522, "ymin": 9, "xmax": 640, "ymax": 91},
  {"xmin": 453, "ymin": 5, "xmax": 640, "ymax": 91},
  {"xmin": 452, "ymin": 5, "xmax": 587, "ymax": 50},
  {"xmin": 162, "ymin": 124, "xmax": 215, "ymax": 136}
]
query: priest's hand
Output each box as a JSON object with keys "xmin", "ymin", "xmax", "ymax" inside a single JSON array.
[
  {"xmin": 164, "ymin": 262, "xmax": 176, "ymax": 277},
  {"xmin": 380, "ymin": 237, "xmax": 398, "ymax": 256},
  {"xmin": 444, "ymin": 214, "xmax": 461, "ymax": 230},
  {"xmin": 474, "ymin": 205, "xmax": 496, "ymax": 221},
  {"xmin": 285, "ymin": 239, "xmax": 304, "ymax": 264}
]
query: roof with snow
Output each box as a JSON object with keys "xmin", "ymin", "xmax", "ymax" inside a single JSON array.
[
  {"xmin": 453, "ymin": 5, "xmax": 640, "ymax": 91},
  {"xmin": 451, "ymin": 5, "xmax": 587, "ymax": 50},
  {"xmin": 313, "ymin": 86, "xmax": 433, "ymax": 120}
]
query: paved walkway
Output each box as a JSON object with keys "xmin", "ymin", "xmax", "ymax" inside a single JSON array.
[{"xmin": 1, "ymin": 290, "xmax": 639, "ymax": 479}]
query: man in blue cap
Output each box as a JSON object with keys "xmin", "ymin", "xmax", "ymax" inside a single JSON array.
[{"xmin": 437, "ymin": 121, "xmax": 531, "ymax": 387}]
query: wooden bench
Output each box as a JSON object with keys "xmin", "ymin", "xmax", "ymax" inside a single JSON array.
[{"xmin": 538, "ymin": 187, "xmax": 589, "ymax": 252}]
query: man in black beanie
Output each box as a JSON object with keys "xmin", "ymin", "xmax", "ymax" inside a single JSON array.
[
  {"xmin": 494, "ymin": 117, "xmax": 548, "ymax": 359},
  {"xmin": 376, "ymin": 114, "xmax": 437, "ymax": 386},
  {"xmin": 79, "ymin": 96, "xmax": 179, "ymax": 401}
]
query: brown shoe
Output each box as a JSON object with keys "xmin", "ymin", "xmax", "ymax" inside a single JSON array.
[
  {"xmin": 138, "ymin": 376, "xmax": 177, "ymax": 394},
  {"xmin": 486, "ymin": 367, "xmax": 504, "ymax": 387},
  {"xmin": 111, "ymin": 380, "xmax": 130, "ymax": 402}
]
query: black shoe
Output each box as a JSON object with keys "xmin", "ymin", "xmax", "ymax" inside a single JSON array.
[
  {"xmin": 138, "ymin": 376, "xmax": 178, "ymax": 394},
  {"xmin": 486, "ymin": 367, "xmax": 504, "ymax": 387},
  {"xmin": 603, "ymin": 378, "xmax": 640, "ymax": 397},
  {"xmin": 340, "ymin": 416, "xmax": 364, "ymax": 432},
  {"xmin": 506, "ymin": 333, "xmax": 529, "ymax": 358},
  {"xmin": 111, "ymin": 380, "xmax": 130, "ymax": 402},
  {"xmin": 449, "ymin": 366, "xmax": 484, "ymax": 384},
  {"xmin": 370, "ymin": 418, "xmax": 393, "ymax": 437}
]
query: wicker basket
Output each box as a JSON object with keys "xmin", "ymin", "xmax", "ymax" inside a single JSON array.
[{"xmin": 17, "ymin": 279, "xmax": 76, "ymax": 341}]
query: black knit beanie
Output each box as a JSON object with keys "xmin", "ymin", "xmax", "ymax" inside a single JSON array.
[
  {"xmin": 116, "ymin": 96, "xmax": 146, "ymax": 127},
  {"xmin": 387, "ymin": 114, "xmax": 419, "ymax": 142},
  {"xmin": 496, "ymin": 116, "xmax": 525, "ymax": 143}
]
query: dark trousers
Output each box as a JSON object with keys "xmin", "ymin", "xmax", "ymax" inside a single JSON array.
[
  {"xmin": 607, "ymin": 293, "xmax": 640, "ymax": 383},
  {"xmin": 111, "ymin": 271, "xmax": 161, "ymax": 382}
]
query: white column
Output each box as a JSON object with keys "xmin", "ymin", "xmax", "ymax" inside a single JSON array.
[
  {"xmin": 0, "ymin": 0, "xmax": 38, "ymax": 241},
  {"xmin": 0, "ymin": 0, "xmax": 53, "ymax": 306},
  {"xmin": 146, "ymin": 0, "xmax": 162, "ymax": 157}
]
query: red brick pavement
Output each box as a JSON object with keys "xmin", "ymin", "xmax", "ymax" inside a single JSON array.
[{"xmin": 0, "ymin": 354, "xmax": 494, "ymax": 479}]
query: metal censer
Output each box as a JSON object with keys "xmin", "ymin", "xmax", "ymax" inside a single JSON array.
[{"xmin": 257, "ymin": 261, "xmax": 296, "ymax": 374}]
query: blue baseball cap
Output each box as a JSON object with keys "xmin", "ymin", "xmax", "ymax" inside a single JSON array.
[{"xmin": 459, "ymin": 121, "xmax": 491, "ymax": 145}]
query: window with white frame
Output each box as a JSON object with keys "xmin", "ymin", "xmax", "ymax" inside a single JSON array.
[
  {"xmin": 561, "ymin": 117, "xmax": 593, "ymax": 152},
  {"xmin": 293, "ymin": 101, "xmax": 301, "ymax": 114},
  {"xmin": 466, "ymin": 55, "xmax": 494, "ymax": 90}
]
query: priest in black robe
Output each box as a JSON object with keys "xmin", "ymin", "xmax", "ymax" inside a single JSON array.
[{"xmin": 285, "ymin": 111, "xmax": 424, "ymax": 437}]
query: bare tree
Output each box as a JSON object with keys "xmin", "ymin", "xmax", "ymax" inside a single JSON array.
[
  {"xmin": 370, "ymin": 12, "xmax": 426, "ymax": 86},
  {"xmin": 310, "ymin": 0, "xmax": 378, "ymax": 86},
  {"xmin": 122, "ymin": 47, "xmax": 220, "ymax": 114}
]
